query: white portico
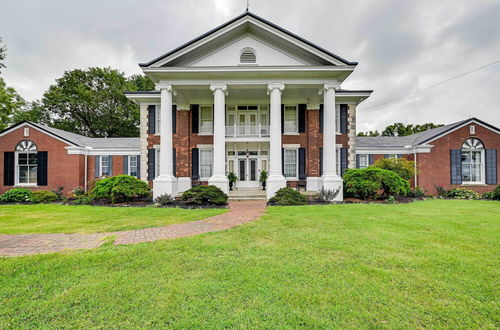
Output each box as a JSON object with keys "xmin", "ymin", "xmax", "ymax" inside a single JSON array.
[{"xmin": 125, "ymin": 11, "xmax": 371, "ymax": 200}]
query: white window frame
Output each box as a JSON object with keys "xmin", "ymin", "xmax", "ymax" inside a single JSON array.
[
  {"xmin": 283, "ymin": 148, "xmax": 298, "ymax": 179},
  {"xmin": 155, "ymin": 105, "xmax": 161, "ymax": 135},
  {"xmin": 336, "ymin": 105, "xmax": 340, "ymax": 133},
  {"xmin": 199, "ymin": 105, "xmax": 213, "ymax": 135},
  {"xmin": 15, "ymin": 151, "xmax": 38, "ymax": 186},
  {"xmin": 461, "ymin": 149, "xmax": 485, "ymax": 185},
  {"xmin": 199, "ymin": 147, "xmax": 214, "ymax": 180},
  {"xmin": 128, "ymin": 155, "xmax": 138, "ymax": 177},
  {"xmin": 358, "ymin": 154, "xmax": 369, "ymax": 169},
  {"xmin": 100, "ymin": 156, "xmax": 111, "ymax": 177},
  {"xmin": 284, "ymin": 105, "xmax": 298, "ymax": 134}
]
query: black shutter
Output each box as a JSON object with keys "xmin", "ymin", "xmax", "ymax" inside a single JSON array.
[
  {"xmin": 384, "ymin": 154, "xmax": 389, "ymax": 158},
  {"xmin": 191, "ymin": 104, "xmax": 199, "ymax": 133},
  {"xmin": 319, "ymin": 148, "xmax": 323, "ymax": 175},
  {"xmin": 340, "ymin": 104, "xmax": 348, "ymax": 134},
  {"xmin": 108, "ymin": 156, "xmax": 113, "ymax": 176},
  {"xmin": 94, "ymin": 156, "xmax": 100, "ymax": 178},
  {"xmin": 356, "ymin": 154, "xmax": 360, "ymax": 169},
  {"xmin": 123, "ymin": 156, "xmax": 129, "ymax": 175},
  {"xmin": 191, "ymin": 148, "xmax": 199, "ymax": 179},
  {"xmin": 281, "ymin": 148, "xmax": 284, "ymax": 176},
  {"xmin": 172, "ymin": 104, "xmax": 177, "ymax": 134},
  {"xmin": 148, "ymin": 105, "xmax": 156, "ymax": 134},
  {"xmin": 298, "ymin": 147, "xmax": 306, "ymax": 179},
  {"xmin": 450, "ymin": 149, "xmax": 462, "ymax": 185},
  {"xmin": 136, "ymin": 155, "xmax": 141, "ymax": 179},
  {"xmin": 173, "ymin": 148, "xmax": 176, "ymax": 177},
  {"xmin": 281, "ymin": 104, "xmax": 284, "ymax": 134},
  {"xmin": 147, "ymin": 149, "xmax": 155, "ymax": 180},
  {"xmin": 36, "ymin": 151, "xmax": 48, "ymax": 186},
  {"xmin": 3, "ymin": 152, "xmax": 15, "ymax": 186},
  {"xmin": 298, "ymin": 104, "xmax": 306, "ymax": 133},
  {"xmin": 485, "ymin": 149, "xmax": 497, "ymax": 185},
  {"xmin": 340, "ymin": 147, "xmax": 348, "ymax": 177},
  {"xmin": 319, "ymin": 104, "xmax": 324, "ymax": 133},
  {"xmin": 369, "ymin": 154, "xmax": 374, "ymax": 165}
]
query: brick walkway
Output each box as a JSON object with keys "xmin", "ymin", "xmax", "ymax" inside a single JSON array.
[{"xmin": 0, "ymin": 201, "xmax": 266, "ymax": 257}]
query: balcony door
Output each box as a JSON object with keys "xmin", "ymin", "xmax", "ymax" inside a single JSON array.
[{"xmin": 238, "ymin": 112, "xmax": 258, "ymax": 136}]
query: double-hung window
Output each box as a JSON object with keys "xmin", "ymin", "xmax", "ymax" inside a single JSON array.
[
  {"xmin": 358, "ymin": 154, "xmax": 369, "ymax": 169},
  {"xmin": 284, "ymin": 105, "xmax": 298, "ymax": 134},
  {"xmin": 461, "ymin": 138, "xmax": 484, "ymax": 184},
  {"xmin": 199, "ymin": 149, "xmax": 213, "ymax": 179},
  {"xmin": 284, "ymin": 149, "xmax": 298, "ymax": 178},
  {"xmin": 128, "ymin": 156, "xmax": 138, "ymax": 177},
  {"xmin": 100, "ymin": 156, "xmax": 111, "ymax": 176},
  {"xmin": 199, "ymin": 106, "xmax": 213, "ymax": 134},
  {"xmin": 15, "ymin": 140, "xmax": 38, "ymax": 185}
]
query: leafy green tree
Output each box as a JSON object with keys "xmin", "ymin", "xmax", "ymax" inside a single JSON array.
[
  {"xmin": 357, "ymin": 130, "xmax": 380, "ymax": 137},
  {"xmin": 0, "ymin": 37, "xmax": 6, "ymax": 73},
  {"xmin": 373, "ymin": 157, "xmax": 415, "ymax": 181},
  {"xmin": 34, "ymin": 67, "xmax": 154, "ymax": 137},
  {"xmin": 0, "ymin": 77, "xmax": 25, "ymax": 130},
  {"xmin": 358, "ymin": 122, "xmax": 444, "ymax": 137}
]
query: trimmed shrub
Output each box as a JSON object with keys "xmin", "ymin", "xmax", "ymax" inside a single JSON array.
[
  {"xmin": 29, "ymin": 190, "xmax": 58, "ymax": 203},
  {"xmin": 154, "ymin": 193, "xmax": 174, "ymax": 206},
  {"xmin": 268, "ymin": 188, "xmax": 308, "ymax": 206},
  {"xmin": 407, "ymin": 187, "xmax": 425, "ymax": 198},
  {"xmin": 343, "ymin": 168, "xmax": 410, "ymax": 200},
  {"xmin": 435, "ymin": 185, "xmax": 449, "ymax": 198},
  {"xmin": 373, "ymin": 158, "xmax": 415, "ymax": 181},
  {"xmin": 73, "ymin": 196, "xmax": 94, "ymax": 205},
  {"xmin": 493, "ymin": 185, "xmax": 500, "ymax": 201},
  {"xmin": 482, "ymin": 192, "xmax": 494, "ymax": 200},
  {"xmin": 0, "ymin": 188, "xmax": 33, "ymax": 202},
  {"xmin": 90, "ymin": 175, "xmax": 151, "ymax": 203},
  {"xmin": 385, "ymin": 195, "xmax": 396, "ymax": 204},
  {"xmin": 72, "ymin": 186, "xmax": 86, "ymax": 198},
  {"xmin": 181, "ymin": 185, "xmax": 228, "ymax": 205},
  {"xmin": 447, "ymin": 187, "xmax": 480, "ymax": 200},
  {"xmin": 51, "ymin": 186, "xmax": 64, "ymax": 200},
  {"xmin": 314, "ymin": 187, "xmax": 341, "ymax": 204}
]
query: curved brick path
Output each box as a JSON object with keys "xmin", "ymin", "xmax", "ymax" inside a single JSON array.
[{"xmin": 0, "ymin": 201, "xmax": 266, "ymax": 257}]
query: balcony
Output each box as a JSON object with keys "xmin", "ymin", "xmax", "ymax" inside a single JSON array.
[{"xmin": 225, "ymin": 124, "xmax": 270, "ymax": 137}]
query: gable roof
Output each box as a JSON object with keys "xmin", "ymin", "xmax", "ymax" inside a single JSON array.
[
  {"xmin": 0, "ymin": 121, "xmax": 139, "ymax": 149},
  {"xmin": 140, "ymin": 11, "xmax": 357, "ymax": 68},
  {"xmin": 356, "ymin": 118, "xmax": 500, "ymax": 148}
]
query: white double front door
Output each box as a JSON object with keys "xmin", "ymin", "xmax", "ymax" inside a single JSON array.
[{"xmin": 237, "ymin": 157, "xmax": 259, "ymax": 187}]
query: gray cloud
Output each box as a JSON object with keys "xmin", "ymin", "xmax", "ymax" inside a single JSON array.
[{"xmin": 1, "ymin": 0, "xmax": 499, "ymax": 131}]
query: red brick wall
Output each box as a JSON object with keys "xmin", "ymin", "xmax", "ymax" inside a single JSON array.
[
  {"xmin": 0, "ymin": 124, "xmax": 83, "ymax": 196},
  {"xmin": 146, "ymin": 107, "xmax": 351, "ymax": 183},
  {"xmin": 417, "ymin": 123, "xmax": 499, "ymax": 195}
]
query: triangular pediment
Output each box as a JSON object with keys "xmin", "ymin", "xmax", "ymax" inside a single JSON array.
[{"xmin": 141, "ymin": 12, "xmax": 356, "ymax": 68}]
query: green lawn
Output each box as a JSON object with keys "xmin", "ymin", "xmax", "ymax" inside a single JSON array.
[
  {"xmin": 1, "ymin": 200, "xmax": 499, "ymax": 328},
  {"xmin": 0, "ymin": 204, "xmax": 225, "ymax": 234}
]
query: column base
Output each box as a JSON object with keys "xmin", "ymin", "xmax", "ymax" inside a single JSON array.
[
  {"xmin": 322, "ymin": 175, "xmax": 343, "ymax": 201},
  {"xmin": 153, "ymin": 175, "xmax": 178, "ymax": 199},
  {"xmin": 208, "ymin": 175, "xmax": 229, "ymax": 194},
  {"xmin": 266, "ymin": 174, "xmax": 286, "ymax": 200},
  {"xmin": 306, "ymin": 177, "xmax": 323, "ymax": 191},
  {"xmin": 177, "ymin": 177, "xmax": 192, "ymax": 194}
]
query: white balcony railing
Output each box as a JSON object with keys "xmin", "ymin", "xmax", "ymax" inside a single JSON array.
[{"xmin": 225, "ymin": 124, "xmax": 270, "ymax": 137}]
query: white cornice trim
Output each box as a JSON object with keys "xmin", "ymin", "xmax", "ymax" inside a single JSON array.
[
  {"xmin": 356, "ymin": 146, "xmax": 433, "ymax": 154},
  {"xmin": 420, "ymin": 120, "xmax": 500, "ymax": 145},
  {"xmin": 66, "ymin": 146, "xmax": 140, "ymax": 155}
]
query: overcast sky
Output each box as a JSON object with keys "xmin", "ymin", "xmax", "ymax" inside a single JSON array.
[{"xmin": 1, "ymin": 0, "xmax": 499, "ymax": 132}]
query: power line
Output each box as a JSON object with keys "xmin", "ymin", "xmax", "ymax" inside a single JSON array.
[{"xmin": 362, "ymin": 58, "xmax": 500, "ymax": 110}]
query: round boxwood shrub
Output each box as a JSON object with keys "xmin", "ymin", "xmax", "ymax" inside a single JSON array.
[
  {"xmin": 29, "ymin": 190, "xmax": 59, "ymax": 203},
  {"xmin": 268, "ymin": 187, "xmax": 308, "ymax": 206},
  {"xmin": 181, "ymin": 185, "xmax": 228, "ymax": 206},
  {"xmin": 90, "ymin": 175, "xmax": 151, "ymax": 203},
  {"xmin": 343, "ymin": 167, "xmax": 410, "ymax": 200},
  {"xmin": 0, "ymin": 188, "xmax": 33, "ymax": 202},
  {"xmin": 493, "ymin": 185, "xmax": 500, "ymax": 201},
  {"xmin": 447, "ymin": 187, "xmax": 480, "ymax": 200}
]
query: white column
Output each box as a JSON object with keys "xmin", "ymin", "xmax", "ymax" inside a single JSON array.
[
  {"xmin": 153, "ymin": 83, "xmax": 178, "ymax": 198},
  {"xmin": 321, "ymin": 82, "xmax": 343, "ymax": 201},
  {"xmin": 208, "ymin": 83, "xmax": 229, "ymax": 193},
  {"xmin": 266, "ymin": 83, "xmax": 286, "ymax": 199}
]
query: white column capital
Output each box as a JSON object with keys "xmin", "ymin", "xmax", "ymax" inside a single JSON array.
[
  {"xmin": 155, "ymin": 83, "xmax": 172, "ymax": 91},
  {"xmin": 319, "ymin": 81, "xmax": 340, "ymax": 94},
  {"xmin": 210, "ymin": 83, "xmax": 228, "ymax": 95},
  {"xmin": 267, "ymin": 83, "xmax": 285, "ymax": 95}
]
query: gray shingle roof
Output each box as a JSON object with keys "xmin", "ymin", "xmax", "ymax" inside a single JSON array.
[
  {"xmin": 30, "ymin": 122, "xmax": 140, "ymax": 149},
  {"xmin": 356, "ymin": 118, "xmax": 472, "ymax": 148}
]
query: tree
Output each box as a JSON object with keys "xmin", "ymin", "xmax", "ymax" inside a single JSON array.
[
  {"xmin": 0, "ymin": 38, "xmax": 6, "ymax": 73},
  {"xmin": 33, "ymin": 67, "xmax": 154, "ymax": 137},
  {"xmin": 358, "ymin": 122, "xmax": 444, "ymax": 137},
  {"xmin": 372, "ymin": 157, "xmax": 415, "ymax": 181},
  {"xmin": 0, "ymin": 78, "xmax": 25, "ymax": 130}
]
